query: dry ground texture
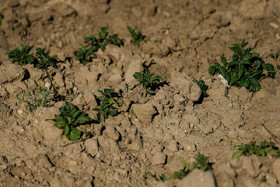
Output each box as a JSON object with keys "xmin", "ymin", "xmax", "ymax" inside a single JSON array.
[{"xmin": 0, "ymin": 0, "xmax": 280, "ymax": 186}]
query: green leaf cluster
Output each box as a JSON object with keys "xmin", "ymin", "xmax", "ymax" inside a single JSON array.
[
  {"xmin": 55, "ymin": 102, "xmax": 92, "ymax": 141},
  {"xmin": 192, "ymin": 76, "xmax": 209, "ymax": 101},
  {"xmin": 16, "ymin": 85, "xmax": 52, "ymax": 112},
  {"xmin": 133, "ymin": 68, "xmax": 164, "ymax": 95},
  {"xmin": 149, "ymin": 154, "xmax": 212, "ymax": 182},
  {"xmin": 6, "ymin": 44, "xmax": 35, "ymax": 65},
  {"xmin": 34, "ymin": 48, "xmax": 58, "ymax": 69},
  {"xmin": 75, "ymin": 27, "xmax": 124, "ymax": 65},
  {"xmin": 0, "ymin": 8, "xmax": 6, "ymax": 26},
  {"xmin": 232, "ymin": 141, "xmax": 280, "ymax": 159},
  {"xmin": 209, "ymin": 42, "xmax": 276, "ymax": 92},
  {"xmin": 94, "ymin": 89, "xmax": 119, "ymax": 122},
  {"xmin": 127, "ymin": 26, "xmax": 146, "ymax": 46},
  {"xmin": 6, "ymin": 44, "xmax": 57, "ymax": 70}
]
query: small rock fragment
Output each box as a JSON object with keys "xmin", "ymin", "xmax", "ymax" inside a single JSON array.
[
  {"xmin": 166, "ymin": 140, "xmax": 178, "ymax": 152},
  {"xmin": 0, "ymin": 62, "xmax": 26, "ymax": 85},
  {"xmin": 104, "ymin": 125, "xmax": 120, "ymax": 141},
  {"xmin": 84, "ymin": 138, "xmax": 99, "ymax": 157},
  {"xmin": 170, "ymin": 72, "xmax": 201, "ymax": 102},
  {"xmin": 272, "ymin": 159, "xmax": 280, "ymax": 182},
  {"xmin": 177, "ymin": 169, "xmax": 215, "ymax": 187},
  {"xmin": 125, "ymin": 55, "xmax": 144, "ymax": 83},
  {"xmin": 151, "ymin": 151, "xmax": 166, "ymax": 165},
  {"xmin": 132, "ymin": 103, "xmax": 157, "ymax": 123}
]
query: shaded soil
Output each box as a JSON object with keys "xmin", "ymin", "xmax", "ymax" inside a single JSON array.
[{"xmin": 0, "ymin": 0, "xmax": 280, "ymax": 186}]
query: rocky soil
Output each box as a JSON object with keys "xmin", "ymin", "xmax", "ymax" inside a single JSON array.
[{"xmin": 0, "ymin": 0, "xmax": 280, "ymax": 186}]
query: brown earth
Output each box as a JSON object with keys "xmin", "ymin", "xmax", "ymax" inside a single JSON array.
[{"xmin": 0, "ymin": 0, "xmax": 280, "ymax": 186}]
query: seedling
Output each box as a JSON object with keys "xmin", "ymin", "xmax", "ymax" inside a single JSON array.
[
  {"xmin": 6, "ymin": 44, "xmax": 35, "ymax": 65},
  {"xmin": 0, "ymin": 8, "xmax": 6, "ymax": 26},
  {"xmin": 16, "ymin": 85, "xmax": 52, "ymax": 112},
  {"xmin": 192, "ymin": 76, "xmax": 209, "ymax": 104},
  {"xmin": 96, "ymin": 89, "xmax": 118, "ymax": 105},
  {"xmin": 6, "ymin": 45, "xmax": 58, "ymax": 69},
  {"xmin": 133, "ymin": 68, "xmax": 164, "ymax": 95},
  {"xmin": 148, "ymin": 154, "xmax": 212, "ymax": 182},
  {"xmin": 54, "ymin": 102, "xmax": 92, "ymax": 141},
  {"xmin": 75, "ymin": 27, "xmax": 124, "ymax": 64},
  {"xmin": 232, "ymin": 141, "xmax": 280, "ymax": 159},
  {"xmin": 93, "ymin": 89, "xmax": 119, "ymax": 122},
  {"xmin": 34, "ymin": 48, "xmax": 58, "ymax": 70},
  {"xmin": 209, "ymin": 42, "xmax": 276, "ymax": 92},
  {"xmin": 127, "ymin": 26, "xmax": 146, "ymax": 46}
]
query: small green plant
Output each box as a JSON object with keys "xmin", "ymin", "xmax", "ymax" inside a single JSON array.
[
  {"xmin": 209, "ymin": 42, "xmax": 276, "ymax": 92},
  {"xmin": 16, "ymin": 85, "xmax": 52, "ymax": 112},
  {"xmin": 192, "ymin": 76, "xmax": 209, "ymax": 104},
  {"xmin": 6, "ymin": 44, "xmax": 35, "ymax": 65},
  {"xmin": 93, "ymin": 89, "xmax": 119, "ymax": 122},
  {"xmin": 34, "ymin": 48, "xmax": 58, "ymax": 70},
  {"xmin": 232, "ymin": 141, "xmax": 280, "ymax": 159},
  {"xmin": 133, "ymin": 68, "xmax": 164, "ymax": 95},
  {"xmin": 0, "ymin": 8, "xmax": 6, "ymax": 26},
  {"xmin": 75, "ymin": 27, "xmax": 124, "ymax": 64},
  {"xmin": 148, "ymin": 154, "xmax": 212, "ymax": 182},
  {"xmin": 6, "ymin": 45, "xmax": 58, "ymax": 69},
  {"xmin": 54, "ymin": 102, "xmax": 92, "ymax": 141},
  {"xmin": 127, "ymin": 26, "xmax": 146, "ymax": 46}
]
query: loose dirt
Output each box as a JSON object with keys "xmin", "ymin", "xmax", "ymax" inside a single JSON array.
[{"xmin": 0, "ymin": 0, "xmax": 280, "ymax": 186}]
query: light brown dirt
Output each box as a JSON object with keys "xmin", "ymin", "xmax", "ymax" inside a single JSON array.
[{"xmin": 0, "ymin": 0, "xmax": 280, "ymax": 186}]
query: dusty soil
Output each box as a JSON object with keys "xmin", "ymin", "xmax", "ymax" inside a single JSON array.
[{"xmin": 0, "ymin": 0, "xmax": 280, "ymax": 186}]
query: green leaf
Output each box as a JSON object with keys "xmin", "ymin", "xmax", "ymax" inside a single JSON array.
[
  {"xmin": 72, "ymin": 110, "xmax": 82, "ymax": 119},
  {"xmin": 229, "ymin": 46, "xmax": 241, "ymax": 54},
  {"xmin": 237, "ymin": 64, "xmax": 245, "ymax": 79},
  {"xmin": 241, "ymin": 42, "xmax": 248, "ymax": 48},
  {"xmin": 249, "ymin": 78, "xmax": 260, "ymax": 92},
  {"xmin": 221, "ymin": 56, "xmax": 227, "ymax": 66},
  {"xmin": 232, "ymin": 150, "xmax": 243, "ymax": 159},
  {"xmin": 208, "ymin": 64, "xmax": 216, "ymax": 75},
  {"xmin": 252, "ymin": 52, "xmax": 260, "ymax": 58},
  {"xmin": 227, "ymin": 60, "xmax": 238, "ymax": 67},
  {"xmin": 76, "ymin": 115, "xmax": 92, "ymax": 124},
  {"xmin": 160, "ymin": 174, "xmax": 168, "ymax": 182},
  {"xmin": 263, "ymin": 63, "xmax": 276, "ymax": 78},
  {"xmin": 55, "ymin": 115, "xmax": 66, "ymax": 128},
  {"xmin": 241, "ymin": 59, "xmax": 251, "ymax": 65},
  {"xmin": 63, "ymin": 125, "xmax": 70, "ymax": 137},
  {"xmin": 108, "ymin": 109, "xmax": 118, "ymax": 116},
  {"xmin": 217, "ymin": 66, "xmax": 226, "ymax": 78},
  {"xmin": 69, "ymin": 128, "xmax": 82, "ymax": 141},
  {"xmin": 133, "ymin": 72, "xmax": 142, "ymax": 79}
]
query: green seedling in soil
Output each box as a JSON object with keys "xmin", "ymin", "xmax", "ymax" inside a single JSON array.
[
  {"xmin": 133, "ymin": 68, "xmax": 164, "ymax": 96},
  {"xmin": 16, "ymin": 85, "xmax": 52, "ymax": 112},
  {"xmin": 6, "ymin": 44, "xmax": 35, "ymax": 65},
  {"xmin": 148, "ymin": 154, "xmax": 212, "ymax": 182},
  {"xmin": 127, "ymin": 26, "xmax": 146, "ymax": 46},
  {"xmin": 232, "ymin": 141, "xmax": 280, "ymax": 159},
  {"xmin": 209, "ymin": 42, "xmax": 276, "ymax": 92},
  {"xmin": 54, "ymin": 102, "xmax": 92, "ymax": 141},
  {"xmin": 94, "ymin": 89, "xmax": 119, "ymax": 122},
  {"xmin": 96, "ymin": 89, "xmax": 119, "ymax": 105},
  {"xmin": 0, "ymin": 8, "xmax": 6, "ymax": 26},
  {"xmin": 192, "ymin": 76, "xmax": 209, "ymax": 104},
  {"xmin": 75, "ymin": 27, "xmax": 124, "ymax": 65},
  {"xmin": 34, "ymin": 48, "xmax": 58, "ymax": 70},
  {"xmin": 6, "ymin": 45, "xmax": 58, "ymax": 70}
]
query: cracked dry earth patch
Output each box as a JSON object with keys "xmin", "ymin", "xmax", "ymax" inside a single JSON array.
[{"xmin": 0, "ymin": 0, "xmax": 280, "ymax": 186}]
